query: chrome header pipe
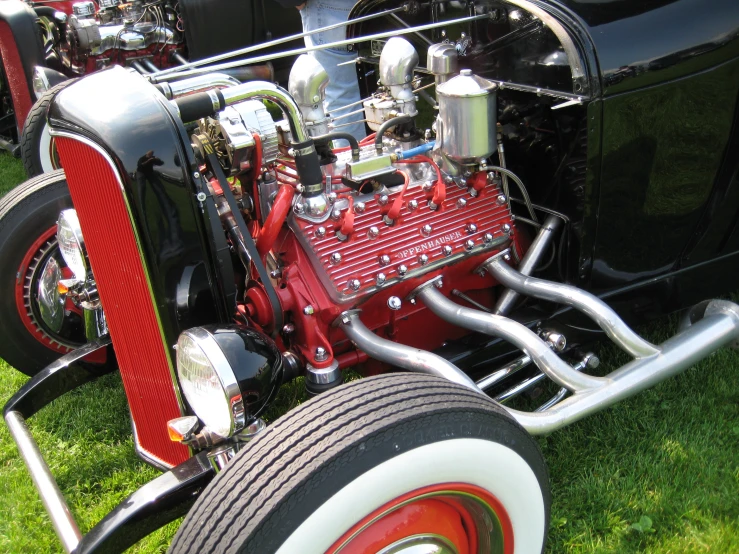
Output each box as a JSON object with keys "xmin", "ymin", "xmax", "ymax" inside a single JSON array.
[
  {"xmin": 219, "ymin": 81, "xmax": 309, "ymax": 143},
  {"xmin": 410, "ymin": 278, "xmax": 606, "ymax": 392},
  {"xmin": 156, "ymin": 72, "xmax": 241, "ymax": 100},
  {"xmin": 494, "ymin": 215, "xmax": 561, "ymax": 315},
  {"xmin": 484, "ymin": 251, "xmax": 660, "ymax": 359},
  {"xmin": 335, "ymin": 310, "xmax": 482, "ymax": 393},
  {"xmin": 508, "ymin": 300, "xmax": 739, "ymax": 435}
]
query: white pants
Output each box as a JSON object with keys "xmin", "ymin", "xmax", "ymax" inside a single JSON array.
[{"xmin": 300, "ymin": 0, "xmax": 366, "ymax": 140}]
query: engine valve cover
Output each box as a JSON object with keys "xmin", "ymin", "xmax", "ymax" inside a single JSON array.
[{"xmin": 291, "ymin": 169, "xmax": 513, "ymax": 303}]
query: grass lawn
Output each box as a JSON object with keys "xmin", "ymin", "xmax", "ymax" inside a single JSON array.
[{"xmin": 0, "ymin": 153, "xmax": 738, "ymax": 553}]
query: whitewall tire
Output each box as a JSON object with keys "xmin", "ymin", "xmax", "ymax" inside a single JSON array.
[{"xmin": 170, "ymin": 373, "xmax": 551, "ymax": 554}]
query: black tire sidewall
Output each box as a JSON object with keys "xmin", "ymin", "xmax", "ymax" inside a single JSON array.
[
  {"xmin": 20, "ymin": 80, "xmax": 74, "ymax": 177},
  {"xmin": 171, "ymin": 375, "xmax": 550, "ymax": 554},
  {"xmin": 0, "ymin": 170, "xmax": 74, "ymax": 374},
  {"xmin": 252, "ymin": 409, "xmax": 548, "ymax": 554}
]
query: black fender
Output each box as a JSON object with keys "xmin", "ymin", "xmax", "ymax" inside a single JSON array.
[{"xmin": 0, "ymin": 1, "xmax": 46, "ymax": 134}]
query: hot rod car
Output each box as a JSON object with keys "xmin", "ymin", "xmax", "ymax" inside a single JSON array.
[
  {"xmin": 0, "ymin": 0, "xmax": 298, "ymax": 174},
  {"xmin": 1, "ymin": 0, "xmax": 739, "ymax": 552}
]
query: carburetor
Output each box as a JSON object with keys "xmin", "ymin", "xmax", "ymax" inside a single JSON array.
[
  {"xmin": 363, "ymin": 37, "xmax": 420, "ymax": 131},
  {"xmin": 282, "ymin": 39, "xmax": 512, "ymax": 304}
]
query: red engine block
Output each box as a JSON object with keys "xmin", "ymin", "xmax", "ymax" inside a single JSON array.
[
  {"xmin": 290, "ymin": 174, "xmax": 513, "ymax": 304},
  {"xmin": 269, "ymin": 170, "xmax": 516, "ymax": 369}
]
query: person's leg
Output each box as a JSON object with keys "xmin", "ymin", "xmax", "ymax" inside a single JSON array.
[{"xmin": 300, "ymin": 0, "xmax": 366, "ymax": 140}]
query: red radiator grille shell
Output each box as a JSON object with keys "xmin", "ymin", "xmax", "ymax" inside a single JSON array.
[
  {"xmin": 0, "ymin": 21, "xmax": 32, "ymax": 132},
  {"xmin": 55, "ymin": 136, "xmax": 188, "ymax": 468},
  {"xmin": 292, "ymin": 181, "xmax": 513, "ymax": 303}
]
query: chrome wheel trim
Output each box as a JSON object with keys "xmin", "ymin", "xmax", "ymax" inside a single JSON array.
[
  {"xmin": 36, "ymin": 255, "xmax": 65, "ymax": 332},
  {"xmin": 22, "ymin": 235, "xmax": 83, "ymax": 350},
  {"xmin": 377, "ymin": 534, "xmax": 458, "ymax": 554}
]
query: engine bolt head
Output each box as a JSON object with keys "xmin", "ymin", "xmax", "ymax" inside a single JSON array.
[
  {"xmin": 312, "ymin": 94, "xmax": 321, "ymax": 103},
  {"xmin": 294, "ymin": 203, "xmax": 305, "ymax": 214},
  {"xmin": 418, "ymin": 253, "xmax": 429, "ymax": 265},
  {"xmin": 282, "ymin": 323, "xmax": 295, "ymax": 334},
  {"xmin": 398, "ymin": 264, "xmax": 408, "ymax": 276},
  {"xmin": 336, "ymin": 230, "xmax": 348, "ymax": 242},
  {"xmin": 435, "ymin": 278, "xmax": 444, "ymax": 288},
  {"xmin": 466, "ymin": 223, "xmax": 478, "ymax": 234},
  {"xmin": 421, "ymin": 224, "xmax": 433, "ymax": 236},
  {"xmin": 315, "ymin": 347, "xmax": 329, "ymax": 361},
  {"xmin": 496, "ymin": 194, "xmax": 507, "ymax": 205},
  {"xmin": 368, "ymin": 226, "xmax": 380, "ymax": 239},
  {"xmin": 376, "ymin": 272, "xmax": 387, "ymax": 285},
  {"xmin": 379, "ymin": 254, "xmax": 391, "ymax": 266},
  {"xmin": 378, "ymin": 194, "xmax": 389, "ymax": 206},
  {"xmin": 457, "ymin": 198, "xmax": 467, "ymax": 209},
  {"xmin": 331, "ymin": 208, "xmax": 342, "ymax": 221},
  {"xmin": 464, "ymin": 239, "xmax": 475, "ymax": 251},
  {"xmin": 422, "ymin": 181, "xmax": 434, "ymax": 192},
  {"xmin": 468, "ymin": 187, "xmax": 479, "ymax": 198},
  {"xmin": 355, "ymin": 202, "xmax": 366, "ymax": 213},
  {"xmin": 502, "ymin": 223, "xmax": 512, "ymax": 234},
  {"xmin": 383, "ymin": 215, "xmax": 395, "ymax": 226},
  {"xmin": 444, "ymin": 175, "xmax": 454, "ymax": 185},
  {"xmin": 387, "ymin": 296, "xmax": 402, "ymax": 310},
  {"xmin": 442, "ymin": 245, "xmax": 453, "ymax": 256},
  {"xmin": 428, "ymin": 201, "xmax": 438, "ymax": 211},
  {"xmin": 303, "ymin": 305, "xmax": 314, "ymax": 315},
  {"xmin": 483, "ymin": 232, "xmax": 494, "ymax": 244},
  {"xmin": 315, "ymin": 226, "xmax": 326, "ymax": 238},
  {"xmin": 328, "ymin": 192, "xmax": 338, "ymax": 204},
  {"xmin": 330, "ymin": 252, "xmax": 342, "ymax": 264},
  {"xmin": 408, "ymin": 199, "xmax": 418, "ymax": 211},
  {"xmin": 349, "ymin": 279, "xmax": 361, "ymax": 291}
]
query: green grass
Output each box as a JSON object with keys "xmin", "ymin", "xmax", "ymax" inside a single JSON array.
[{"xmin": 1, "ymin": 153, "xmax": 738, "ymax": 552}]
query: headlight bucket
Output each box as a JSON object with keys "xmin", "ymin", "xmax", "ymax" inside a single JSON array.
[
  {"xmin": 176, "ymin": 325, "xmax": 284, "ymax": 438},
  {"xmin": 56, "ymin": 209, "xmax": 88, "ymax": 281}
]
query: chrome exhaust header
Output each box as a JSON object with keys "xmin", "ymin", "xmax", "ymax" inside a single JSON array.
[
  {"xmin": 483, "ymin": 250, "xmax": 660, "ymax": 359},
  {"xmin": 409, "ymin": 277, "xmax": 606, "ymax": 392},
  {"xmin": 334, "ymin": 310, "xmax": 481, "ymax": 392},
  {"xmin": 407, "ymin": 275, "xmax": 739, "ymax": 436},
  {"xmin": 508, "ymin": 300, "xmax": 739, "ymax": 434}
]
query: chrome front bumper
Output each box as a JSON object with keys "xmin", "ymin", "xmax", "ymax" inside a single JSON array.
[{"xmin": 3, "ymin": 339, "xmax": 215, "ymax": 553}]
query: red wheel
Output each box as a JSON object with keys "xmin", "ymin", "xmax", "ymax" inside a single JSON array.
[
  {"xmin": 0, "ymin": 170, "xmax": 90, "ymax": 375},
  {"xmin": 326, "ymin": 483, "xmax": 513, "ymax": 554},
  {"xmin": 170, "ymin": 374, "xmax": 550, "ymax": 554}
]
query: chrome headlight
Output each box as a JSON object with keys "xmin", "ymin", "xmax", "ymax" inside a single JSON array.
[
  {"xmin": 176, "ymin": 325, "xmax": 284, "ymax": 438},
  {"xmin": 56, "ymin": 209, "xmax": 87, "ymax": 281}
]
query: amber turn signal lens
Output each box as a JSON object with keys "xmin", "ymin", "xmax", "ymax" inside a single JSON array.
[{"xmin": 167, "ymin": 415, "xmax": 199, "ymax": 442}]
